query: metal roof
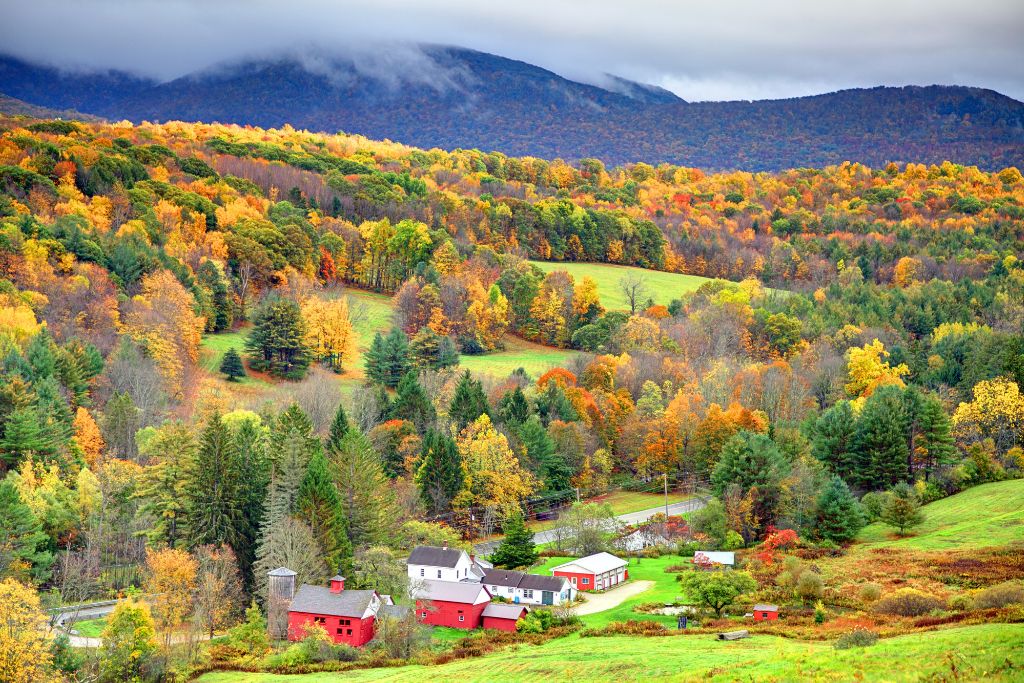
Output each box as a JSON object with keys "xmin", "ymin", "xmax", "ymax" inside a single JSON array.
[
  {"xmin": 481, "ymin": 603, "xmax": 529, "ymax": 620},
  {"xmin": 551, "ymin": 552, "xmax": 627, "ymax": 575},
  {"xmin": 288, "ymin": 584, "xmax": 378, "ymax": 618},
  {"xmin": 408, "ymin": 545, "xmax": 465, "ymax": 568},
  {"xmin": 414, "ymin": 579, "xmax": 490, "ymax": 604},
  {"xmin": 753, "ymin": 604, "xmax": 778, "ymax": 612},
  {"xmin": 268, "ymin": 567, "xmax": 297, "ymax": 576},
  {"xmin": 482, "ymin": 569, "xmax": 525, "ymax": 587}
]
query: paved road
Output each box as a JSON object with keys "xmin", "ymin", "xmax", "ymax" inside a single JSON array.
[{"xmin": 474, "ymin": 495, "xmax": 709, "ymax": 554}]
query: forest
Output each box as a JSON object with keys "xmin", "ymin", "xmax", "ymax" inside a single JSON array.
[{"xmin": 0, "ymin": 114, "xmax": 1023, "ymax": 681}]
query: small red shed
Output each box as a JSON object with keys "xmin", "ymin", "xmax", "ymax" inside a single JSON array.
[
  {"xmin": 753, "ymin": 604, "xmax": 779, "ymax": 622},
  {"xmin": 414, "ymin": 580, "xmax": 491, "ymax": 629},
  {"xmin": 481, "ymin": 603, "xmax": 529, "ymax": 631}
]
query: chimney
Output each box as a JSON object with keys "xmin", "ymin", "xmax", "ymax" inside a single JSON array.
[{"xmin": 329, "ymin": 575, "xmax": 345, "ymax": 593}]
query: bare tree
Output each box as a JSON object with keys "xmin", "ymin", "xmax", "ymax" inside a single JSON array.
[
  {"xmin": 192, "ymin": 545, "xmax": 245, "ymax": 639},
  {"xmin": 619, "ymin": 272, "xmax": 650, "ymax": 314},
  {"xmin": 286, "ymin": 368, "xmax": 342, "ymax": 435}
]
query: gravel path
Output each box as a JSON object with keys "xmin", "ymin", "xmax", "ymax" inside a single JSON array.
[{"xmin": 573, "ymin": 580, "xmax": 655, "ymax": 615}]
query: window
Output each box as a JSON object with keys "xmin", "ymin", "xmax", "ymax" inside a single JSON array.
[
  {"xmin": 421, "ymin": 611, "xmax": 427, "ymax": 618},
  {"xmin": 420, "ymin": 568, "xmax": 424, "ymax": 577},
  {"xmin": 582, "ymin": 577, "xmax": 590, "ymax": 585},
  {"xmin": 523, "ymin": 589, "xmax": 534, "ymax": 599},
  {"xmin": 458, "ymin": 615, "xmax": 465, "ymax": 622},
  {"xmin": 336, "ymin": 627, "xmax": 344, "ymax": 635},
  {"xmin": 570, "ymin": 577, "xmax": 577, "ymax": 586},
  {"xmin": 507, "ymin": 586, "xmax": 514, "ymax": 594},
  {"xmin": 347, "ymin": 629, "xmax": 352, "ymax": 635},
  {"xmin": 437, "ymin": 570, "xmax": 442, "ymax": 578},
  {"xmin": 314, "ymin": 617, "xmax": 326, "ymax": 624}
]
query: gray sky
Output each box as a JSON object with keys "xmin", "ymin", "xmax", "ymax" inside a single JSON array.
[{"xmin": 2, "ymin": 0, "xmax": 1022, "ymax": 101}]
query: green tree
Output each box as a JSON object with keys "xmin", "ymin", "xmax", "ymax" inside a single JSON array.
[
  {"xmin": 99, "ymin": 597, "xmax": 158, "ymax": 683},
  {"xmin": 880, "ymin": 482, "xmax": 924, "ymax": 535},
  {"xmin": 498, "ymin": 387, "xmax": 531, "ymax": 427},
  {"xmin": 329, "ymin": 431, "xmax": 397, "ymax": 548},
  {"xmin": 906, "ymin": 389, "xmax": 957, "ymax": 480},
  {"xmin": 853, "ymin": 386, "xmax": 909, "ymax": 490},
  {"xmin": 415, "ymin": 430, "xmax": 464, "ymax": 515},
  {"xmin": 245, "ymin": 298, "xmax": 310, "ymax": 379},
  {"xmin": 232, "ymin": 418, "xmax": 269, "ymax": 592},
  {"xmin": 364, "ymin": 329, "xmax": 410, "ymax": 388},
  {"xmin": 489, "ymin": 511, "xmax": 538, "ymax": 569},
  {"xmin": 296, "ymin": 450, "xmax": 353, "ymax": 576},
  {"xmin": 101, "ymin": 391, "xmax": 141, "ymax": 461},
  {"xmin": 136, "ymin": 422, "xmax": 196, "ymax": 548},
  {"xmin": 449, "ymin": 371, "xmax": 490, "ymax": 430},
  {"xmin": 519, "ymin": 416, "xmax": 572, "ymax": 494},
  {"xmin": 711, "ymin": 431, "xmax": 789, "ymax": 496},
  {"xmin": 410, "ymin": 327, "xmax": 459, "ymax": 370},
  {"xmin": 680, "ymin": 570, "xmax": 758, "ymax": 617},
  {"xmin": 811, "ymin": 400, "xmax": 857, "ymax": 475},
  {"xmin": 0, "ymin": 479, "xmax": 51, "ymax": 581},
  {"xmin": 0, "ymin": 406, "xmax": 54, "ymax": 468},
  {"xmin": 325, "ymin": 402, "xmax": 350, "ymax": 452},
  {"xmin": 219, "ymin": 347, "xmax": 246, "ymax": 381},
  {"xmin": 186, "ymin": 413, "xmax": 241, "ymax": 549},
  {"xmin": 391, "ymin": 371, "xmax": 437, "ymax": 433},
  {"xmin": 262, "ymin": 405, "xmax": 318, "ymax": 529},
  {"xmin": 814, "ymin": 475, "xmax": 865, "ymax": 543}
]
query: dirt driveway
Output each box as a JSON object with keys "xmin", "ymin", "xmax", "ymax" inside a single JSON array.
[{"xmin": 574, "ymin": 580, "xmax": 655, "ymax": 615}]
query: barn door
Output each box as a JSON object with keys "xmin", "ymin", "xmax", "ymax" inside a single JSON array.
[{"xmin": 542, "ymin": 591, "xmax": 553, "ymax": 605}]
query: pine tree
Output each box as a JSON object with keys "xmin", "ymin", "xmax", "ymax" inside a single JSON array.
[
  {"xmin": 364, "ymin": 332, "xmax": 388, "ymax": 386},
  {"xmin": 329, "ymin": 431, "xmax": 397, "ymax": 548},
  {"xmin": 295, "ymin": 451, "xmax": 353, "ymax": 576},
  {"xmin": 0, "ymin": 478, "xmax": 52, "ymax": 581},
  {"xmin": 811, "ymin": 400, "xmax": 857, "ymax": 475},
  {"xmin": 416, "ymin": 430, "xmax": 465, "ymax": 514},
  {"xmin": 813, "ymin": 475, "xmax": 864, "ymax": 543},
  {"xmin": 449, "ymin": 371, "xmax": 490, "ymax": 430},
  {"xmin": 365, "ymin": 329, "xmax": 411, "ymax": 388},
  {"xmin": 186, "ymin": 414, "xmax": 241, "ymax": 549},
  {"xmin": 853, "ymin": 386, "xmax": 909, "ymax": 490},
  {"xmin": 489, "ymin": 511, "xmax": 538, "ymax": 569},
  {"xmin": 102, "ymin": 392, "xmax": 141, "ymax": 461},
  {"xmin": 908, "ymin": 391, "xmax": 957, "ymax": 480},
  {"xmin": 0, "ymin": 406, "xmax": 53, "ymax": 468},
  {"xmin": 391, "ymin": 371, "xmax": 437, "ymax": 433},
  {"xmin": 498, "ymin": 387, "xmax": 531, "ymax": 427},
  {"xmin": 437, "ymin": 335, "xmax": 460, "ymax": 370},
  {"xmin": 245, "ymin": 298, "xmax": 310, "ymax": 379},
  {"xmin": 232, "ymin": 419, "xmax": 269, "ymax": 593},
  {"xmin": 880, "ymin": 482, "xmax": 924, "ymax": 535},
  {"xmin": 219, "ymin": 348, "xmax": 246, "ymax": 381},
  {"xmin": 518, "ymin": 416, "xmax": 572, "ymax": 493},
  {"xmin": 325, "ymin": 403, "xmax": 351, "ymax": 452},
  {"xmin": 263, "ymin": 405, "xmax": 318, "ymax": 527}
]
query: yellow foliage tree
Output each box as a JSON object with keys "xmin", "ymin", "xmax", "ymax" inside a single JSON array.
[
  {"xmin": 952, "ymin": 377, "xmax": 1024, "ymax": 454},
  {"xmin": 0, "ymin": 579, "xmax": 56, "ymax": 683},
  {"xmin": 144, "ymin": 547, "xmax": 198, "ymax": 651},
  {"xmin": 456, "ymin": 414, "xmax": 537, "ymax": 514},
  {"xmin": 528, "ymin": 287, "xmax": 567, "ymax": 346},
  {"xmin": 844, "ymin": 339, "xmax": 909, "ymax": 403},
  {"xmin": 892, "ymin": 256, "xmax": 923, "ymax": 287},
  {"xmin": 72, "ymin": 407, "xmax": 105, "ymax": 468},
  {"xmin": 465, "ymin": 283, "xmax": 510, "ymax": 351},
  {"xmin": 301, "ymin": 296, "xmax": 357, "ymax": 372}
]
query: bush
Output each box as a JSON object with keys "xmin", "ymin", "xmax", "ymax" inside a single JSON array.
[
  {"xmin": 796, "ymin": 571, "xmax": 824, "ymax": 604},
  {"xmin": 947, "ymin": 593, "xmax": 974, "ymax": 611},
  {"xmin": 267, "ymin": 624, "xmax": 361, "ymax": 667},
  {"xmin": 834, "ymin": 627, "xmax": 879, "ymax": 649},
  {"xmin": 860, "ymin": 492, "xmax": 888, "ymax": 522},
  {"xmin": 722, "ymin": 530, "xmax": 745, "ymax": 550},
  {"xmin": 874, "ymin": 588, "xmax": 945, "ymax": 617},
  {"xmin": 516, "ymin": 609, "xmax": 556, "ymax": 634},
  {"xmin": 580, "ymin": 620, "xmax": 668, "ymax": 637},
  {"xmin": 858, "ymin": 583, "xmax": 882, "ymax": 604},
  {"xmin": 973, "ymin": 581, "xmax": 1024, "ymax": 609}
]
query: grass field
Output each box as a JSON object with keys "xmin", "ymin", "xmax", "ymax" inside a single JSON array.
[
  {"xmin": 196, "ymin": 622, "xmax": 1024, "ymax": 683},
  {"xmin": 526, "ymin": 490, "xmax": 694, "ymax": 533},
  {"xmin": 529, "ymin": 261, "xmax": 715, "ymax": 310},
  {"xmin": 857, "ymin": 479, "xmax": 1024, "ymax": 551},
  {"xmin": 71, "ymin": 617, "xmax": 107, "ymax": 638},
  {"xmin": 460, "ymin": 335, "xmax": 576, "ymax": 380}
]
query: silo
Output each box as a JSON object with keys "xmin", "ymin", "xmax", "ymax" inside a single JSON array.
[{"xmin": 267, "ymin": 566, "xmax": 297, "ymax": 639}]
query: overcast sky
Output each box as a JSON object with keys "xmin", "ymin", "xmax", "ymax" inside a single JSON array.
[{"xmin": 2, "ymin": 0, "xmax": 1022, "ymax": 102}]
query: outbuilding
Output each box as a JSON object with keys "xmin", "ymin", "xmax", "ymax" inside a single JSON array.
[
  {"xmin": 481, "ymin": 603, "xmax": 530, "ymax": 631},
  {"xmin": 550, "ymin": 552, "xmax": 628, "ymax": 592},
  {"xmin": 286, "ymin": 575, "xmax": 393, "ymax": 647},
  {"xmin": 413, "ymin": 579, "xmax": 492, "ymax": 629},
  {"xmin": 752, "ymin": 604, "xmax": 779, "ymax": 621}
]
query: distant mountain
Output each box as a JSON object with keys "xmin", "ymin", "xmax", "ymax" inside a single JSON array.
[
  {"xmin": 0, "ymin": 92, "xmax": 103, "ymax": 122},
  {"xmin": 2, "ymin": 48, "xmax": 1022, "ymax": 170}
]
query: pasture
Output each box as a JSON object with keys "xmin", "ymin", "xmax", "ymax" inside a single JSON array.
[{"xmin": 528, "ymin": 261, "xmax": 715, "ymax": 310}]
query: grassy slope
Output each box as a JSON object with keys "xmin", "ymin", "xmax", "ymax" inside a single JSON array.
[
  {"xmin": 71, "ymin": 617, "xmax": 107, "ymax": 638},
  {"xmin": 197, "ymin": 623, "xmax": 1024, "ymax": 683},
  {"xmin": 857, "ymin": 479, "xmax": 1024, "ymax": 551},
  {"xmin": 528, "ymin": 261, "xmax": 715, "ymax": 310},
  {"xmin": 459, "ymin": 335, "xmax": 576, "ymax": 380}
]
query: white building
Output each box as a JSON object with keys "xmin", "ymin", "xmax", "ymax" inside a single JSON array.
[
  {"xmin": 482, "ymin": 568, "xmax": 576, "ymax": 606},
  {"xmin": 550, "ymin": 552, "xmax": 629, "ymax": 591},
  {"xmin": 406, "ymin": 545, "xmax": 488, "ymax": 583}
]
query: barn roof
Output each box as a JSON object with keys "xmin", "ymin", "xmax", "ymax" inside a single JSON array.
[
  {"xmin": 408, "ymin": 545, "xmax": 465, "ymax": 568},
  {"xmin": 483, "ymin": 569, "xmax": 525, "ymax": 588},
  {"xmin": 380, "ymin": 604, "xmax": 411, "ymax": 619},
  {"xmin": 753, "ymin": 604, "xmax": 778, "ymax": 612},
  {"xmin": 414, "ymin": 579, "xmax": 490, "ymax": 604},
  {"xmin": 551, "ymin": 552, "xmax": 627, "ymax": 574},
  {"xmin": 288, "ymin": 585, "xmax": 378, "ymax": 618},
  {"xmin": 482, "ymin": 603, "xmax": 529, "ymax": 620}
]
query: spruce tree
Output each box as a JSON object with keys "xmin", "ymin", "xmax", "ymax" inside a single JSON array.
[
  {"xmin": 0, "ymin": 406, "xmax": 52, "ymax": 468},
  {"xmin": 518, "ymin": 415, "xmax": 572, "ymax": 493},
  {"xmin": 329, "ymin": 431, "xmax": 398, "ymax": 548},
  {"xmin": 186, "ymin": 413, "xmax": 241, "ymax": 549},
  {"xmin": 392, "ymin": 371, "xmax": 437, "ymax": 433},
  {"xmin": 220, "ymin": 348, "xmax": 246, "ymax": 381},
  {"xmin": 853, "ymin": 385, "xmax": 909, "ymax": 490},
  {"xmin": 233, "ymin": 419, "xmax": 269, "ymax": 593},
  {"xmin": 263, "ymin": 405, "xmax": 318, "ymax": 527},
  {"xmin": 811, "ymin": 400, "xmax": 857, "ymax": 475},
  {"xmin": 909, "ymin": 391, "xmax": 957, "ymax": 480},
  {"xmin": 416, "ymin": 430, "xmax": 465, "ymax": 514},
  {"xmin": 296, "ymin": 450, "xmax": 353, "ymax": 577},
  {"xmin": 245, "ymin": 298, "xmax": 309, "ymax": 379},
  {"xmin": 364, "ymin": 332, "xmax": 388, "ymax": 385},
  {"xmin": 489, "ymin": 511, "xmax": 538, "ymax": 569},
  {"xmin": 813, "ymin": 475, "xmax": 865, "ymax": 543},
  {"xmin": 0, "ymin": 478, "xmax": 52, "ymax": 581},
  {"xmin": 436, "ymin": 335, "xmax": 460, "ymax": 370},
  {"xmin": 880, "ymin": 482, "xmax": 924, "ymax": 535},
  {"xmin": 498, "ymin": 387, "xmax": 531, "ymax": 427},
  {"xmin": 384, "ymin": 328, "xmax": 412, "ymax": 387},
  {"xmin": 449, "ymin": 371, "xmax": 490, "ymax": 430},
  {"xmin": 325, "ymin": 402, "xmax": 351, "ymax": 452}
]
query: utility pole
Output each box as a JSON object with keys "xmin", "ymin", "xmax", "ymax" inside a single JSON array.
[
  {"xmin": 664, "ymin": 472, "xmax": 669, "ymax": 519},
  {"xmin": 575, "ymin": 487, "xmax": 581, "ymax": 503}
]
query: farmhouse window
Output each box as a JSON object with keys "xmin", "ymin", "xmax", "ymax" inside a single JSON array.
[
  {"xmin": 421, "ymin": 611, "xmax": 427, "ymax": 618},
  {"xmin": 583, "ymin": 578, "xmax": 590, "ymax": 585},
  {"xmin": 523, "ymin": 589, "xmax": 534, "ymax": 599},
  {"xmin": 420, "ymin": 569, "xmax": 424, "ymax": 577},
  {"xmin": 437, "ymin": 570, "xmax": 442, "ymax": 578},
  {"xmin": 347, "ymin": 629, "xmax": 352, "ymax": 635},
  {"xmin": 459, "ymin": 615, "xmax": 465, "ymax": 622}
]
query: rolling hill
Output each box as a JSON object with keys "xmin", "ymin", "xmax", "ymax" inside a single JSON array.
[{"xmin": 2, "ymin": 48, "xmax": 1023, "ymax": 170}]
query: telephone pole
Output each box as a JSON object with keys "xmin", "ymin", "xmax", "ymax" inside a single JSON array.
[{"xmin": 664, "ymin": 472, "xmax": 669, "ymax": 519}]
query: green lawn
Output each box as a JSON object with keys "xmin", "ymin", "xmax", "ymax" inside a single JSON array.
[
  {"xmin": 196, "ymin": 623, "xmax": 1024, "ymax": 682},
  {"xmin": 528, "ymin": 261, "xmax": 716, "ymax": 310},
  {"xmin": 857, "ymin": 479, "xmax": 1024, "ymax": 551},
  {"xmin": 459, "ymin": 336, "xmax": 576, "ymax": 380},
  {"xmin": 198, "ymin": 328, "xmax": 271, "ymax": 386},
  {"xmin": 71, "ymin": 617, "xmax": 107, "ymax": 638}
]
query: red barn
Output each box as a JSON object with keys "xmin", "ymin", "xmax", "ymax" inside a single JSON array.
[
  {"xmin": 551, "ymin": 552, "xmax": 628, "ymax": 592},
  {"xmin": 286, "ymin": 575, "xmax": 393, "ymax": 647},
  {"xmin": 753, "ymin": 604, "xmax": 779, "ymax": 622},
  {"xmin": 414, "ymin": 579, "xmax": 491, "ymax": 629},
  {"xmin": 481, "ymin": 603, "xmax": 529, "ymax": 631}
]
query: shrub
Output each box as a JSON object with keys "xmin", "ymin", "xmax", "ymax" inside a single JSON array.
[
  {"xmin": 860, "ymin": 492, "xmax": 888, "ymax": 522},
  {"xmin": 858, "ymin": 583, "xmax": 882, "ymax": 604},
  {"xmin": 834, "ymin": 627, "xmax": 879, "ymax": 649},
  {"xmin": 947, "ymin": 593, "xmax": 973, "ymax": 611},
  {"xmin": 874, "ymin": 588, "xmax": 945, "ymax": 617},
  {"xmin": 516, "ymin": 609, "xmax": 556, "ymax": 634},
  {"xmin": 722, "ymin": 530, "xmax": 745, "ymax": 550},
  {"xmin": 973, "ymin": 581, "xmax": 1024, "ymax": 609},
  {"xmin": 580, "ymin": 620, "xmax": 668, "ymax": 637},
  {"xmin": 796, "ymin": 571, "xmax": 824, "ymax": 604}
]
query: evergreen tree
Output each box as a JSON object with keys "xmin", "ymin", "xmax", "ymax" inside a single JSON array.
[
  {"xmin": 437, "ymin": 335, "xmax": 460, "ymax": 370},
  {"xmin": 198, "ymin": 260, "xmax": 233, "ymax": 331},
  {"xmin": 0, "ymin": 406, "xmax": 53, "ymax": 468},
  {"xmin": 410, "ymin": 328, "xmax": 459, "ymax": 371},
  {"xmin": 296, "ymin": 450, "xmax": 353, "ymax": 576},
  {"xmin": 535, "ymin": 381, "xmax": 578, "ymax": 425},
  {"xmin": 263, "ymin": 405, "xmax": 318, "ymax": 527},
  {"xmin": 416, "ymin": 430, "xmax": 464, "ymax": 514},
  {"xmin": 329, "ymin": 431, "xmax": 397, "ymax": 548},
  {"xmin": 813, "ymin": 475, "xmax": 865, "ymax": 543},
  {"xmin": 232, "ymin": 419, "xmax": 269, "ymax": 593},
  {"xmin": 711, "ymin": 431, "xmax": 790, "ymax": 496},
  {"xmin": 498, "ymin": 387, "xmax": 531, "ymax": 427},
  {"xmin": 245, "ymin": 298, "xmax": 310, "ymax": 379},
  {"xmin": 365, "ymin": 329, "xmax": 411, "ymax": 388},
  {"xmin": 449, "ymin": 371, "xmax": 490, "ymax": 430},
  {"xmin": 325, "ymin": 402, "xmax": 351, "ymax": 452},
  {"xmin": 364, "ymin": 332, "xmax": 388, "ymax": 385},
  {"xmin": 391, "ymin": 371, "xmax": 437, "ymax": 433},
  {"xmin": 906, "ymin": 390, "xmax": 957, "ymax": 480},
  {"xmin": 489, "ymin": 511, "xmax": 538, "ymax": 569},
  {"xmin": 0, "ymin": 478, "xmax": 52, "ymax": 581},
  {"xmin": 102, "ymin": 392, "xmax": 141, "ymax": 461},
  {"xmin": 186, "ymin": 414, "xmax": 241, "ymax": 549},
  {"xmin": 219, "ymin": 348, "xmax": 246, "ymax": 381},
  {"xmin": 811, "ymin": 400, "xmax": 857, "ymax": 475},
  {"xmin": 518, "ymin": 416, "xmax": 572, "ymax": 493},
  {"xmin": 853, "ymin": 385, "xmax": 909, "ymax": 490},
  {"xmin": 880, "ymin": 482, "xmax": 924, "ymax": 535}
]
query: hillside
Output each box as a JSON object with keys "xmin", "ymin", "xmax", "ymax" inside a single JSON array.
[
  {"xmin": 857, "ymin": 479, "xmax": 1024, "ymax": 550},
  {"xmin": 2, "ymin": 49, "xmax": 1023, "ymax": 170}
]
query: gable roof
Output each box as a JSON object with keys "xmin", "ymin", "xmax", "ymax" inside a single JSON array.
[
  {"xmin": 483, "ymin": 569, "xmax": 525, "ymax": 588},
  {"xmin": 288, "ymin": 585, "xmax": 379, "ymax": 618},
  {"xmin": 414, "ymin": 579, "xmax": 490, "ymax": 604},
  {"xmin": 694, "ymin": 551, "xmax": 735, "ymax": 566},
  {"xmin": 753, "ymin": 604, "xmax": 778, "ymax": 612},
  {"xmin": 551, "ymin": 552, "xmax": 627, "ymax": 574},
  {"xmin": 380, "ymin": 604, "xmax": 411, "ymax": 619},
  {"xmin": 408, "ymin": 545, "xmax": 466, "ymax": 568},
  {"xmin": 481, "ymin": 603, "xmax": 529, "ymax": 620},
  {"xmin": 518, "ymin": 573, "xmax": 569, "ymax": 592}
]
